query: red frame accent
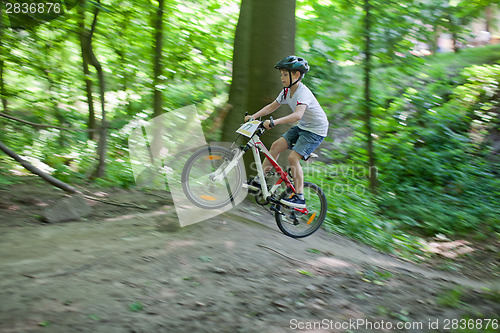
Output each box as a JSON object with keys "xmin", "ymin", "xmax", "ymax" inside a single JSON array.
[
  {"xmin": 254, "ymin": 143, "xmax": 295, "ymax": 193},
  {"xmin": 294, "ymin": 207, "xmax": 308, "ymax": 214},
  {"xmin": 248, "ymin": 129, "xmax": 309, "ymax": 215}
]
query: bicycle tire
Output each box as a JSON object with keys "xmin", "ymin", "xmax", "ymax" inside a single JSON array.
[
  {"xmin": 181, "ymin": 146, "xmax": 244, "ymax": 210},
  {"xmin": 275, "ymin": 182, "xmax": 327, "ymax": 238}
]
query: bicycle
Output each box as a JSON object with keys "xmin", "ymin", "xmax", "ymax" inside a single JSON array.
[{"xmin": 181, "ymin": 117, "xmax": 327, "ymax": 238}]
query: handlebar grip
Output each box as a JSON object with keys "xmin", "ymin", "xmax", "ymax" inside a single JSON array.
[{"xmin": 245, "ymin": 112, "xmax": 252, "ymax": 122}]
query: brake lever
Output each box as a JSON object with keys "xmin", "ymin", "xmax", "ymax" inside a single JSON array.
[
  {"xmin": 245, "ymin": 112, "xmax": 255, "ymax": 123},
  {"xmin": 269, "ymin": 116, "xmax": 275, "ymax": 128}
]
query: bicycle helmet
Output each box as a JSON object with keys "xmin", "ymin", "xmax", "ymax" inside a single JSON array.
[
  {"xmin": 274, "ymin": 56, "xmax": 309, "ymax": 88},
  {"xmin": 274, "ymin": 55, "xmax": 310, "ymax": 74}
]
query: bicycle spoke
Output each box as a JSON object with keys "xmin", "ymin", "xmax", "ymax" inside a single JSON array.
[{"xmin": 182, "ymin": 146, "xmax": 244, "ymax": 209}]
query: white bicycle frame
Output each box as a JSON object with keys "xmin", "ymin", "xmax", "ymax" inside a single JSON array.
[{"xmin": 211, "ymin": 122, "xmax": 295, "ymax": 201}]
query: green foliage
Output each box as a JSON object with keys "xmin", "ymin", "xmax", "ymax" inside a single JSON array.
[
  {"xmin": 0, "ymin": 0, "xmax": 237, "ymax": 189},
  {"xmin": 304, "ymin": 162, "xmax": 423, "ymax": 256},
  {"xmin": 0, "ymin": 160, "xmax": 15, "ymax": 185},
  {"xmin": 357, "ymin": 267, "xmax": 393, "ymax": 285},
  {"xmin": 297, "ymin": 269, "xmax": 314, "ymax": 277},
  {"xmin": 303, "ymin": 30, "xmax": 500, "ymax": 246},
  {"xmin": 88, "ymin": 314, "xmax": 100, "ymax": 321},
  {"xmin": 299, "ymin": 24, "xmax": 500, "ymax": 253},
  {"xmin": 128, "ymin": 301, "xmax": 144, "ymax": 312},
  {"xmin": 376, "ymin": 59, "xmax": 500, "ymax": 235},
  {"xmin": 437, "ymin": 286, "xmax": 466, "ymax": 308}
]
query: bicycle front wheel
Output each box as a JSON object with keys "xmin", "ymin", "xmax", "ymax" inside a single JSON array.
[
  {"xmin": 275, "ymin": 182, "xmax": 327, "ymax": 238},
  {"xmin": 181, "ymin": 146, "xmax": 244, "ymax": 210}
]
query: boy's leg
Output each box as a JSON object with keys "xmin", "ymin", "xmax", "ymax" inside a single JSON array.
[
  {"xmin": 262, "ymin": 126, "xmax": 298, "ymax": 174},
  {"xmin": 262, "ymin": 137, "xmax": 288, "ymax": 174},
  {"xmin": 280, "ymin": 150, "xmax": 306, "ymax": 208},
  {"xmin": 288, "ymin": 151, "xmax": 304, "ymax": 193},
  {"xmin": 248, "ymin": 137, "xmax": 288, "ymax": 191},
  {"xmin": 280, "ymin": 129, "xmax": 324, "ymax": 208}
]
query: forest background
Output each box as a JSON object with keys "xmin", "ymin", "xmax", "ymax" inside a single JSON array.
[{"xmin": 0, "ymin": 0, "xmax": 499, "ymax": 258}]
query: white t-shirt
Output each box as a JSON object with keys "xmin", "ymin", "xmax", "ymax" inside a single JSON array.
[{"xmin": 276, "ymin": 83, "xmax": 329, "ymax": 137}]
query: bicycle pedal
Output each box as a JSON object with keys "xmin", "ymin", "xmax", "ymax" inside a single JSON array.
[
  {"xmin": 243, "ymin": 183, "xmax": 260, "ymax": 194},
  {"xmin": 270, "ymin": 204, "xmax": 284, "ymax": 216},
  {"xmin": 242, "ymin": 183, "xmax": 254, "ymax": 190}
]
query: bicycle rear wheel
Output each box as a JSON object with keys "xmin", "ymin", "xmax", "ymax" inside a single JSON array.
[
  {"xmin": 275, "ymin": 182, "xmax": 327, "ymax": 238},
  {"xmin": 181, "ymin": 146, "xmax": 244, "ymax": 210}
]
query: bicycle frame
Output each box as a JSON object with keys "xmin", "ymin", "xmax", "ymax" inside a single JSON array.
[
  {"xmin": 211, "ymin": 122, "xmax": 307, "ymax": 213},
  {"xmin": 250, "ymin": 136, "xmax": 295, "ymax": 200}
]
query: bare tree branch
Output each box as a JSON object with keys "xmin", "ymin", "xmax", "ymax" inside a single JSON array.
[
  {"xmin": 0, "ymin": 140, "xmax": 80, "ymax": 194},
  {"xmin": 0, "ymin": 112, "xmax": 98, "ymax": 132}
]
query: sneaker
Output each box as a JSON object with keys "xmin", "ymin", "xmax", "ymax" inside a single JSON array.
[
  {"xmin": 243, "ymin": 178, "xmax": 261, "ymax": 194},
  {"xmin": 280, "ymin": 194, "xmax": 306, "ymax": 209}
]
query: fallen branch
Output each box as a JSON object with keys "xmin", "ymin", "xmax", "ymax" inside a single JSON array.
[
  {"xmin": 0, "ymin": 140, "xmax": 80, "ymax": 194},
  {"xmin": 22, "ymin": 262, "xmax": 95, "ymax": 278},
  {"xmin": 0, "ymin": 112, "xmax": 98, "ymax": 132},
  {"xmin": 21, "ymin": 255, "xmax": 110, "ymax": 279},
  {"xmin": 75, "ymin": 187, "xmax": 152, "ymax": 209},
  {"xmin": 82, "ymin": 194, "xmax": 149, "ymax": 210},
  {"xmin": 257, "ymin": 244, "xmax": 330, "ymax": 274}
]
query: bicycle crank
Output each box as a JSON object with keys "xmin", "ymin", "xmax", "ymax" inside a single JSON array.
[{"xmin": 270, "ymin": 204, "xmax": 299, "ymax": 225}]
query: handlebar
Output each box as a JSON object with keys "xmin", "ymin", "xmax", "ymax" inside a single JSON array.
[
  {"xmin": 236, "ymin": 114, "xmax": 275, "ymax": 141},
  {"xmin": 244, "ymin": 112, "xmax": 274, "ymax": 129}
]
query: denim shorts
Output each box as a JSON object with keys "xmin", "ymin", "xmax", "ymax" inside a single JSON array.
[{"xmin": 282, "ymin": 126, "xmax": 325, "ymax": 158}]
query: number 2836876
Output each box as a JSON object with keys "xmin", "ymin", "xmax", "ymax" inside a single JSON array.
[{"xmin": 5, "ymin": 2, "xmax": 62, "ymax": 14}]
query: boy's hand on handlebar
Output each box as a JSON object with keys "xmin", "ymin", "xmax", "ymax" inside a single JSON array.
[
  {"xmin": 263, "ymin": 120, "xmax": 272, "ymax": 130},
  {"xmin": 244, "ymin": 115, "xmax": 254, "ymax": 122}
]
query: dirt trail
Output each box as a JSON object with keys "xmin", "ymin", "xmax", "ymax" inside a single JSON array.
[
  {"xmin": 227, "ymin": 204, "xmax": 496, "ymax": 290},
  {"xmin": 0, "ymin": 182, "xmax": 498, "ymax": 332}
]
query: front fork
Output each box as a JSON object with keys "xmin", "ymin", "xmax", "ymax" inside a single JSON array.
[{"xmin": 210, "ymin": 147, "xmax": 245, "ymax": 182}]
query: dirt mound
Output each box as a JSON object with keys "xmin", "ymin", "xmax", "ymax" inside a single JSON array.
[{"xmin": 0, "ymin": 179, "xmax": 498, "ymax": 332}]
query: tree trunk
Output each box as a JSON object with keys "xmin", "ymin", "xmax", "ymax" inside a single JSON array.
[
  {"xmin": 94, "ymin": 60, "xmax": 107, "ymax": 179},
  {"xmin": 43, "ymin": 69, "xmax": 66, "ymax": 146},
  {"xmin": 78, "ymin": 1, "xmax": 96, "ymax": 141},
  {"xmin": 83, "ymin": 61, "xmax": 96, "ymax": 140},
  {"xmin": 0, "ymin": 6, "xmax": 8, "ymax": 113},
  {"xmin": 222, "ymin": 0, "xmax": 252, "ymax": 144},
  {"xmin": 37, "ymin": 37, "xmax": 66, "ymax": 146},
  {"xmin": 114, "ymin": 42, "xmax": 132, "ymax": 116},
  {"xmin": 79, "ymin": 0, "xmax": 107, "ymax": 178},
  {"xmin": 428, "ymin": 23, "xmax": 440, "ymax": 54},
  {"xmin": 152, "ymin": 0, "xmax": 165, "ymax": 119},
  {"xmin": 224, "ymin": 0, "xmax": 295, "ymax": 175},
  {"xmin": 485, "ymin": 5, "xmax": 492, "ymax": 33},
  {"xmin": 0, "ymin": 59, "xmax": 7, "ymax": 113},
  {"xmin": 363, "ymin": 0, "xmax": 377, "ymax": 193},
  {"xmin": 150, "ymin": 0, "xmax": 167, "ymax": 158}
]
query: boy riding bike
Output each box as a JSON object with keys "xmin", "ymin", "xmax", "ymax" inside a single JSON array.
[{"xmin": 245, "ymin": 56, "xmax": 329, "ymax": 209}]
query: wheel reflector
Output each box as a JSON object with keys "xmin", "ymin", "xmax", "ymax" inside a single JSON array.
[
  {"xmin": 200, "ymin": 195, "xmax": 217, "ymax": 201},
  {"xmin": 307, "ymin": 211, "xmax": 316, "ymax": 225},
  {"xmin": 205, "ymin": 155, "xmax": 222, "ymax": 160}
]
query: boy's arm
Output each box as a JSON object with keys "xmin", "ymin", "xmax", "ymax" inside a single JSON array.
[
  {"xmin": 246, "ymin": 101, "xmax": 280, "ymax": 120},
  {"xmin": 263, "ymin": 104, "xmax": 306, "ymax": 130}
]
